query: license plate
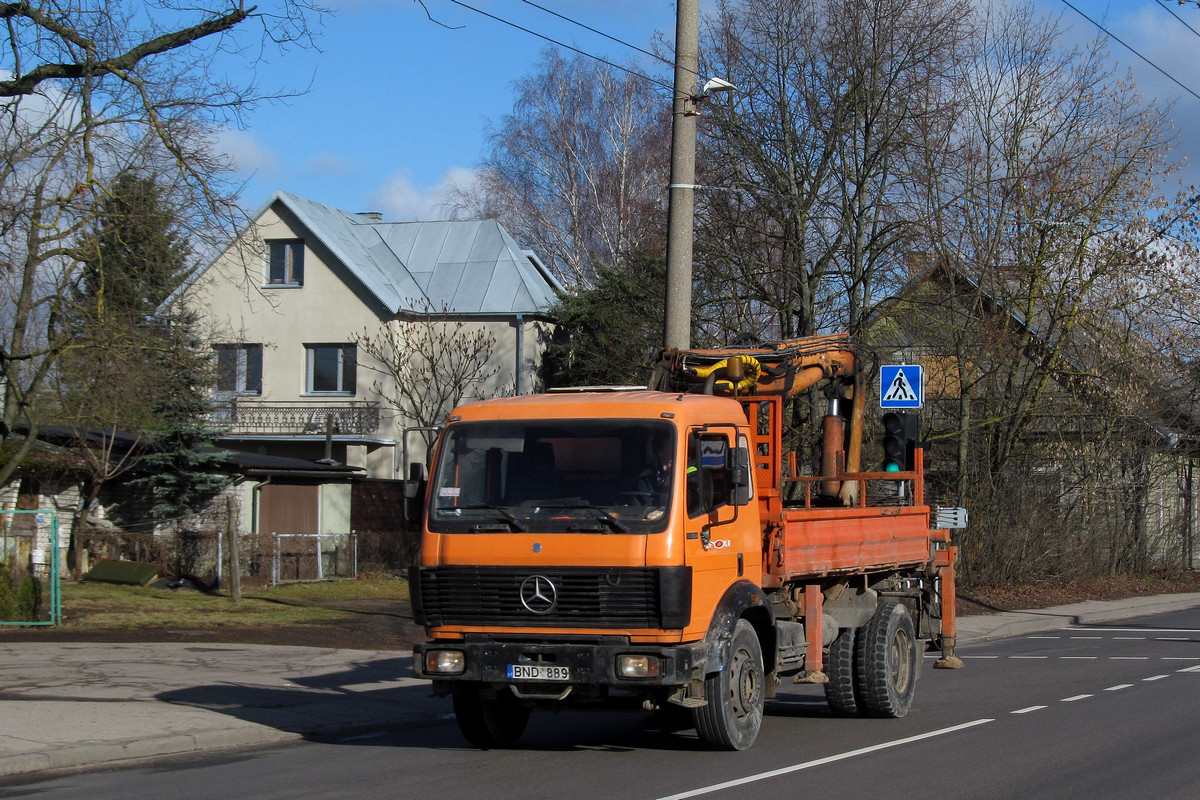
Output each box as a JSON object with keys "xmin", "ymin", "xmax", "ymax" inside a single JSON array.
[{"xmin": 507, "ymin": 663, "xmax": 570, "ymax": 681}]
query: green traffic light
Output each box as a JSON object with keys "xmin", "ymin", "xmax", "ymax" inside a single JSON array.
[{"xmin": 884, "ymin": 461, "xmax": 901, "ymax": 472}]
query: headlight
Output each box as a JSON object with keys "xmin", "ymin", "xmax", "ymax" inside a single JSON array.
[
  {"xmin": 425, "ymin": 649, "xmax": 466, "ymax": 675},
  {"xmin": 616, "ymin": 654, "xmax": 661, "ymax": 679}
]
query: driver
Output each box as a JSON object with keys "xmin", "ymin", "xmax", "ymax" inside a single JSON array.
[{"xmin": 636, "ymin": 435, "xmax": 674, "ymax": 503}]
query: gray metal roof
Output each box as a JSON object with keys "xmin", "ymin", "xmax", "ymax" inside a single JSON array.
[{"xmin": 264, "ymin": 191, "xmax": 562, "ymax": 317}]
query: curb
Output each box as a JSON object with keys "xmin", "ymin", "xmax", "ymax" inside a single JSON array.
[
  {"xmin": 957, "ymin": 592, "xmax": 1200, "ymax": 643},
  {"xmin": 0, "ymin": 726, "xmax": 299, "ymax": 778}
]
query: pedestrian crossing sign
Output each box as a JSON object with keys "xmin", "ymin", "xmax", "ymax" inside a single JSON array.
[{"xmin": 880, "ymin": 365, "xmax": 923, "ymax": 409}]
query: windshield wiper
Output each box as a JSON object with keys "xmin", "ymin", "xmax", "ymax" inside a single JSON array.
[
  {"xmin": 538, "ymin": 504, "xmax": 629, "ymax": 533},
  {"xmin": 456, "ymin": 505, "xmax": 528, "ymax": 532}
]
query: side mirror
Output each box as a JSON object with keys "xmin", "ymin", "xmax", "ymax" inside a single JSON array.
[
  {"xmin": 729, "ymin": 446, "xmax": 751, "ymax": 506},
  {"xmin": 404, "ymin": 462, "xmax": 428, "ymax": 523}
]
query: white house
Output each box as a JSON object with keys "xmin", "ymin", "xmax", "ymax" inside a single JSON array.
[{"xmin": 176, "ymin": 191, "xmax": 560, "ymax": 536}]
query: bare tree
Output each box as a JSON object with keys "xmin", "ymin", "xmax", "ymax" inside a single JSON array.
[
  {"xmin": 354, "ymin": 303, "xmax": 501, "ymax": 455},
  {"xmin": 694, "ymin": 0, "xmax": 968, "ymax": 345},
  {"xmin": 447, "ymin": 48, "xmax": 670, "ymax": 288},
  {"xmin": 0, "ymin": 0, "xmax": 322, "ymax": 486},
  {"xmin": 897, "ymin": 2, "xmax": 1200, "ymax": 583}
]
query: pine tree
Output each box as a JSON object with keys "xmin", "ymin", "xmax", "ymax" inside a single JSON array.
[
  {"xmin": 543, "ymin": 254, "xmax": 668, "ymax": 387},
  {"xmin": 55, "ymin": 174, "xmax": 229, "ymax": 574}
]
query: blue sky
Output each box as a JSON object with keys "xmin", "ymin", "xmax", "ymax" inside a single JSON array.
[{"xmin": 216, "ymin": 0, "xmax": 1200, "ymax": 222}]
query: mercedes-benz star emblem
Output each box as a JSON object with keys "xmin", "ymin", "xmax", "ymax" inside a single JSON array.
[{"xmin": 519, "ymin": 575, "xmax": 557, "ymax": 614}]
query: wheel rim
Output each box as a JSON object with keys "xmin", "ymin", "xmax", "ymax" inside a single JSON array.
[
  {"xmin": 887, "ymin": 626, "xmax": 913, "ymax": 694},
  {"xmin": 730, "ymin": 646, "xmax": 762, "ymax": 719}
]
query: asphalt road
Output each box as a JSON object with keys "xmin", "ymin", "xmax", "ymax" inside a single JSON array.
[{"xmin": 10, "ymin": 606, "xmax": 1200, "ymax": 800}]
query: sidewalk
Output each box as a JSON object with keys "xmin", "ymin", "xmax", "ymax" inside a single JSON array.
[
  {"xmin": 4, "ymin": 591, "xmax": 1200, "ymax": 780},
  {"xmin": 0, "ymin": 643, "xmax": 446, "ymax": 779}
]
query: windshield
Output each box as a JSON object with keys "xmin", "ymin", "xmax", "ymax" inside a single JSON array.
[{"xmin": 428, "ymin": 419, "xmax": 676, "ymax": 534}]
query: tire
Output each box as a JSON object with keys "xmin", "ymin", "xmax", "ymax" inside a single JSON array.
[
  {"xmin": 854, "ymin": 602, "xmax": 918, "ymax": 718},
  {"xmin": 824, "ymin": 626, "xmax": 860, "ymax": 716},
  {"xmin": 693, "ymin": 619, "xmax": 765, "ymax": 750},
  {"xmin": 452, "ymin": 686, "xmax": 531, "ymax": 748}
]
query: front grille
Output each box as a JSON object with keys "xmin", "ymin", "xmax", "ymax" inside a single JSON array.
[{"xmin": 415, "ymin": 566, "xmax": 690, "ymax": 629}]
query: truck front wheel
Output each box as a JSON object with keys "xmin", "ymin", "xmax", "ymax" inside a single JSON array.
[
  {"xmin": 855, "ymin": 602, "xmax": 917, "ymax": 718},
  {"xmin": 452, "ymin": 686, "xmax": 531, "ymax": 748},
  {"xmin": 694, "ymin": 619, "xmax": 764, "ymax": 750}
]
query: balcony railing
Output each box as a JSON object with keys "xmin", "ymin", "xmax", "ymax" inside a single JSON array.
[{"xmin": 210, "ymin": 400, "xmax": 381, "ymax": 436}]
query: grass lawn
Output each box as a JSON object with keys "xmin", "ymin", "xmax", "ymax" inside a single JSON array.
[{"xmin": 53, "ymin": 573, "xmax": 411, "ymax": 631}]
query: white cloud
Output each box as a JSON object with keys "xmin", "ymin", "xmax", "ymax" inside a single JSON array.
[
  {"xmin": 370, "ymin": 167, "xmax": 479, "ymax": 222},
  {"xmin": 301, "ymin": 152, "xmax": 362, "ymax": 178},
  {"xmin": 215, "ymin": 127, "xmax": 278, "ymax": 174}
]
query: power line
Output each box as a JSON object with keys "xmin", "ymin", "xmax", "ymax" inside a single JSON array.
[
  {"xmin": 519, "ymin": 0, "xmax": 674, "ymax": 70},
  {"xmin": 1156, "ymin": 0, "xmax": 1200, "ymax": 41},
  {"xmin": 1059, "ymin": 0, "xmax": 1200, "ymax": 102},
  {"xmin": 444, "ymin": 0, "xmax": 675, "ymax": 92}
]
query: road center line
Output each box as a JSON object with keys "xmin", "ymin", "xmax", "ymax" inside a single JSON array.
[
  {"xmin": 1061, "ymin": 694, "xmax": 1092, "ymax": 702},
  {"xmin": 1105, "ymin": 684, "xmax": 1134, "ymax": 691},
  {"xmin": 655, "ymin": 719, "xmax": 995, "ymax": 800},
  {"xmin": 1143, "ymin": 675, "xmax": 1169, "ymax": 682},
  {"xmin": 1012, "ymin": 705, "xmax": 1046, "ymax": 714}
]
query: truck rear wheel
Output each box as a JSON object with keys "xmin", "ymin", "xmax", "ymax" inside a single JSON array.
[
  {"xmin": 854, "ymin": 602, "xmax": 917, "ymax": 718},
  {"xmin": 824, "ymin": 626, "xmax": 860, "ymax": 716},
  {"xmin": 452, "ymin": 686, "xmax": 531, "ymax": 748},
  {"xmin": 693, "ymin": 619, "xmax": 764, "ymax": 751}
]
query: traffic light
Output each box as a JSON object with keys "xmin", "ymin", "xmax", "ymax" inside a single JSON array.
[{"xmin": 881, "ymin": 412, "xmax": 920, "ymax": 472}]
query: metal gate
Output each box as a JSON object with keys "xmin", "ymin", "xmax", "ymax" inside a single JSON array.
[
  {"xmin": 0, "ymin": 510, "xmax": 62, "ymax": 626},
  {"xmin": 270, "ymin": 532, "xmax": 358, "ymax": 585}
]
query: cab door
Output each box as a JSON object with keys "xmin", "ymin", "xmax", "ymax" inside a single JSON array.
[{"xmin": 683, "ymin": 430, "xmax": 752, "ymax": 636}]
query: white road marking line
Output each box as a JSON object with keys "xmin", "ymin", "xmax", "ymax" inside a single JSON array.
[
  {"xmin": 1110, "ymin": 657, "xmax": 1149, "ymax": 660},
  {"xmin": 1113, "ymin": 637, "xmax": 1146, "ymax": 640},
  {"xmin": 1029, "ymin": 636, "xmax": 1060, "ymax": 639},
  {"xmin": 1068, "ymin": 627, "xmax": 1200, "ymax": 633},
  {"xmin": 1012, "ymin": 705, "xmax": 1046, "ymax": 714},
  {"xmin": 1163, "ymin": 657, "xmax": 1200, "ymax": 661},
  {"xmin": 963, "ymin": 655, "xmax": 1000, "ymax": 659},
  {"xmin": 1070, "ymin": 636, "xmax": 1102, "ymax": 640},
  {"xmin": 1143, "ymin": 675, "xmax": 1169, "ymax": 682},
  {"xmin": 1177, "ymin": 664, "xmax": 1200, "ymax": 673},
  {"xmin": 655, "ymin": 719, "xmax": 996, "ymax": 800},
  {"xmin": 1062, "ymin": 694, "xmax": 1092, "ymax": 702},
  {"xmin": 1012, "ymin": 656, "xmax": 1048, "ymax": 659},
  {"xmin": 1156, "ymin": 637, "xmax": 1191, "ymax": 641},
  {"xmin": 1061, "ymin": 657, "xmax": 1097, "ymax": 660},
  {"xmin": 1105, "ymin": 684, "xmax": 1134, "ymax": 691}
]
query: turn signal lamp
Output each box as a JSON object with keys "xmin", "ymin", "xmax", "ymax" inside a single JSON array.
[{"xmin": 425, "ymin": 650, "xmax": 466, "ymax": 675}]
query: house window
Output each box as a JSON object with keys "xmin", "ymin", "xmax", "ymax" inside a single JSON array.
[
  {"xmin": 268, "ymin": 240, "xmax": 304, "ymax": 285},
  {"xmin": 215, "ymin": 344, "xmax": 263, "ymax": 395},
  {"xmin": 306, "ymin": 344, "xmax": 356, "ymax": 394}
]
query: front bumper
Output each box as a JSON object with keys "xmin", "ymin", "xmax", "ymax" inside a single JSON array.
[{"xmin": 413, "ymin": 636, "xmax": 706, "ymax": 688}]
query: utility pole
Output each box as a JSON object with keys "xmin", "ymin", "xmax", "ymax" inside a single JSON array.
[{"xmin": 663, "ymin": 0, "xmax": 700, "ymax": 351}]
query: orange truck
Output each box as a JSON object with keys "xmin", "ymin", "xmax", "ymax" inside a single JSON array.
[{"xmin": 409, "ymin": 333, "xmax": 966, "ymax": 750}]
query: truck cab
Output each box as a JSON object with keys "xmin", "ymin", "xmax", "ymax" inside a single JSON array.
[{"xmin": 411, "ymin": 391, "xmax": 765, "ymax": 746}]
